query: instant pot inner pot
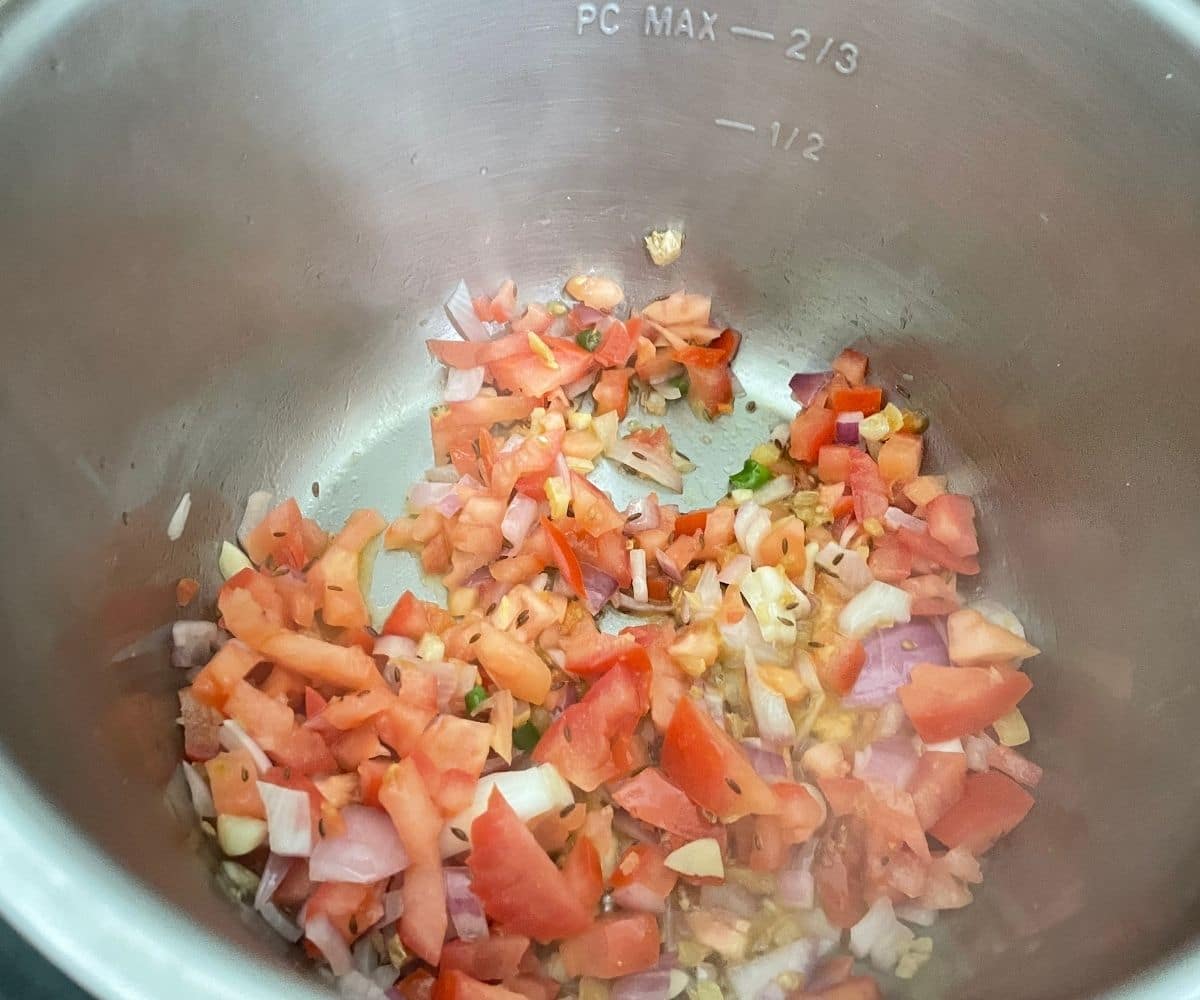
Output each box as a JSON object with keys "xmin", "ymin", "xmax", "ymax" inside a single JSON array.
[{"xmin": 1, "ymin": 2, "xmax": 1199, "ymax": 999}]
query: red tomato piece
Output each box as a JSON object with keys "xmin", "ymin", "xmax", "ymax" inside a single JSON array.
[
  {"xmin": 593, "ymin": 367, "xmax": 634, "ymax": 419},
  {"xmin": 832, "ymin": 348, "xmax": 868, "ymax": 386},
  {"xmin": 541, "ymin": 517, "xmax": 586, "ymax": 600},
  {"xmin": 206, "ymin": 748, "xmax": 265, "ymax": 819},
  {"xmin": 570, "ymin": 472, "xmax": 627, "ymax": 538},
  {"xmin": 814, "ymin": 815, "xmax": 868, "ymax": 929},
  {"xmin": 877, "ymin": 433, "xmax": 924, "ymax": 484},
  {"xmin": 795, "ymin": 977, "xmax": 883, "ymax": 1000},
  {"xmin": 908, "ymin": 750, "xmax": 968, "ymax": 830},
  {"xmin": 401, "ymin": 861, "xmax": 449, "ymax": 965},
  {"xmin": 789, "ymin": 406, "xmax": 838, "ymax": 464},
  {"xmin": 775, "ymin": 781, "xmax": 829, "ymax": 844},
  {"xmin": 929, "ymin": 770, "xmax": 1034, "ymax": 854},
  {"xmin": 428, "ymin": 334, "xmax": 532, "ymax": 370},
  {"xmin": 475, "ymin": 623, "xmax": 553, "ymax": 706},
  {"xmin": 816, "ymin": 445, "xmax": 854, "ymax": 485},
  {"xmin": 561, "ymin": 834, "xmax": 605, "ymax": 914},
  {"xmin": 829, "ymin": 386, "xmax": 883, "ymax": 416},
  {"xmin": 711, "ymin": 327, "xmax": 742, "ymax": 364},
  {"xmin": 379, "ymin": 757, "xmax": 442, "ymax": 866},
  {"xmin": 533, "ymin": 664, "xmax": 650, "ymax": 792},
  {"xmin": 441, "ymin": 935, "xmax": 531, "ymax": 983},
  {"xmin": 673, "ymin": 508, "xmax": 710, "ymax": 537},
  {"xmin": 418, "ymin": 715, "xmax": 493, "ymax": 780},
  {"xmin": 896, "ymin": 526, "xmax": 981, "ymax": 576},
  {"xmin": 610, "ymin": 843, "xmax": 679, "ymax": 913},
  {"xmin": 395, "ymin": 970, "xmax": 438, "ymax": 1000},
  {"xmin": 559, "ymin": 913, "xmax": 661, "ymax": 979},
  {"xmin": 610, "ymin": 767, "xmax": 725, "ymax": 844},
  {"xmin": 434, "ymin": 970, "xmax": 526, "ymax": 1000},
  {"xmin": 243, "ymin": 498, "xmax": 308, "ymax": 570},
  {"xmin": 815, "ymin": 639, "xmax": 867, "ymax": 696},
  {"xmin": 867, "ymin": 533, "xmax": 913, "ymax": 584},
  {"xmin": 847, "ymin": 450, "xmax": 889, "ymax": 524},
  {"xmin": 467, "ymin": 788, "xmax": 592, "ymax": 943},
  {"xmin": 490, "ymin": 340, "xmax": 595, "ymax": 399},
  {"xmin": 925, "ymin": 494, "xmax": 980, "ymax": 558},
  {"xmin": 593, "ymin": 318, "xmax": 640, "ymax": 368},
  {"xmin": 660, "ymin": 696, "xmax": 778, "ymax": 820},
  {"xmin": 562, "ymin": 631, "xmax": 652, "ymax": 680},
  {"xmin": 898, "ymin": 664, "xmax": 1033, "ymax": 743},
  {"xmin": 900, "ymin": 574, "xmax": 962, "ymax": 616},
  {"xmin": 685, "ymin": 363, "xmax": 734, "ymax": 418},
  {"xmin": 383, "ymin": 590, "xmax": 452, "ymax": 639}
]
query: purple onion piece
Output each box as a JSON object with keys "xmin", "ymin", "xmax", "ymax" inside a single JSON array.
[
  {"xmin": 842, "ymin": 619, "xmax": 949, "ymax": 707},
  {"xmin": 739, "ymin": 738, "xmax": 789, "ymax": 781},
  {"xmin": 789, "ymin": 371, "xmax": 834, "ymax": 407},
  {"xmin": 580, "ymin": 563, "xmax": 619, "ymax": 615},
  {"xmin": 835, "ymin": 411, "xmax": 863, "ymax": 444}
]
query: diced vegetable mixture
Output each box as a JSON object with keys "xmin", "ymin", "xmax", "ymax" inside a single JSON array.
[{"xmin": 170, "ymin": 273, "xmax": 1041, "ymax": 1000}]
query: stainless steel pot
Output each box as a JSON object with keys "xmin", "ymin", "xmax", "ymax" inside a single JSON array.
[{"xmin": 1, "ymin": 0, "xmax": 1198, "ymax": 997}]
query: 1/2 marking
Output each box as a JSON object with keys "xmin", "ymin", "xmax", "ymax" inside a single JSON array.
[
  {"xmin": 729, "ymin": 25, "xmax": 775, "ymax": 41},
  {"xmin": 717, "ymin": 117, "xmax": 825, "ymax": 162}
]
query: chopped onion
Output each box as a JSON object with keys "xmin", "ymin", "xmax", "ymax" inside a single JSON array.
[
  {"xmin": 374, "ymin": 634, "xmax": 417, "ymax": 662},
  {"xmin": 445, "ymin": 365, "xmax": 485, "ymax": 402},
  {"xmin": 739, "ymin": 739, "xmax": 789, "ymax": 781},
  {"xmin": 501, "ymin": 494, "xmax": 540, "ymax": 548},
  {"xmin": 656, "ymin": 548, "xmax": 683, "ymax": 583},
  {"xmin": 969, "ymin": 598, "xmax": 1027, "ymax": 639},
  {"xmin": 424, "ymin": 464, "xmax": 460, "ymax": 484},
  {"xmin": 581, "ymin": 564, "xmax": 619, "ymax": 615},
  {"xmin": 445, "ymin": 279, "xmax": 489, "ymax": 342},
  {"xmin": 444, "ymin": 867, "xmax": 489, "ymax": 941},
  {"xmin": 237, "ymin": 490, "xmax": 274, "ymax": 547},
  {"xmin": 180, "ymin": 762, "xmax": 216, "ymax": 818},
  {"xmin": 254, "ymin": 853, "xmax": 294, "ymax": 911},
  {"xmin": 612, "ymin": 809, "xmax": 659, "ymax": 845},
  {"xmin": 849, "ymin": 897, "xmax": 915, "ymax": 974},
  {"xmin": 612, "ymin": 968, "xmax": 672, "ymax": 1000},
  {"xmin": 718, "ymin": 554, "xmax": 751, "ymax": 585},
  {"xmin": 219, "ymin": 720, "xmax": 271, "ymax": 774},
  {"xmin": 835, "ymin": 411, "xmax": 863, "ymax": 444},
  {"xmin": 564, "ymin": 371, "xmax": 599, "ymax": 399},
  {"xmin": 752, "ymin": 475, "xmax": 794, "ymax": 507},
  {"xmin": 337, "ymin": 969, "xmax": 390, "ymax": 1000},
  {"xmin": 843, "ymin": 619, "xmax": 948, "ymax": 708},
  {"xmin": 884, "ymin": 506, "xmax": 927, "ymax": 534},
  {"xmin": 789, "ymin": 371, "xmax": 834, "ymax": 407},
  {"xmin": 258, "ymin": 901, "xmax": 303, "ymax": 943},
  {"xmin": 439, "ymin": 764, "xmax": 573, "ymax": 857},
  {"xmin": 310, "ymin": 806, "xmax": 409, "ymax": 883},
  {"xmin": 613, "ymin": 593, "xmax": 672, "ymax": 614},
  {"xmin": 606, "ymin": 438, "xmax": 684, "ymax": 492},
  {"xmin": 726, "ymin": 938, "xmax": 833, "ymax": 1000},
  {"xmin": 630, "ymin": 549, "xmax": 649, "ymax": 603},
  {"xmin": 895, "ymin": 903, "xmax": 937, "ymax": 927},
  {"xmin": 699, "ymin": 882, "xmax": 758, "ymax": 919},
  {"xmin": 306, "ymin": 913, "xmax": 353, "ymax": 976},
  {"xmin": 408, "ymin": 481, "xmax": 454, "ymax": 511},
  {"xmin": 814, "ymin": 542, "xmax": 873, "ymax": 594},
  {"xmin": 853, "ymin": 735, "xmax": 920, "ymax": 789},
  {"xmin": 687, "ymin": 563, "xmax": 722, "ymax": 621},
  {"xmin": 171, "ymin": 621, "xmax": 223, "ymax": 668},
  {"xmin": 701, "ymin": 687, "xmax": 726, "ymax": 729},
  {"xmin": 837, "ymin": 581, "xmax": 913, "ymax": 639},
  {"xmin": 745, "ymin": 652, "xmax": 796, "ymax": 748},
  {"xmin": 733, "ymin": 501, "xmax": 771, "ymax": 565},
  {"xmin": 770, "ymin": 422, "xmax": 791, "ymax": 447},
  {"xmin": 257, "ymin": 781, "xmax": 315, "ymax": 857},
  {"xmin": 963, "ymin": 734, "xmax": 991, "ymax": 772},
  {"xmin": 167, "ymin": 492, "xmax": 192, "ymax": 541},
  {"xmin": 624, "ymin": 495, "xmax": 662, "ymax": 534},
  {"xmin": 777, "ymin": 867, "xmax": 815, "ymax": 910}
]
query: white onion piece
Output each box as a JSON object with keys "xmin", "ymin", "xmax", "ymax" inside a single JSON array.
[
  {"xmin": 445, "ymin": 279, "xmax": 489, "ymax": 342},
  {"xmin": 309, "ymin": 806, "xmax": 409, "ymax": 884},
  {"xmin": 687, "ymin": 562, "xmax": 722, "ymax": 621},
  {"xmin": 257, "ymin": 782, "xmax": 315, "ymax": 857},
  {"xmin": 306, "ymin": 913, "xmax": 353, "ymax": 975},
  {"xmin": 611, "ymin": 968, "xmax": 672, "ymax": 1000},
  {"xmin": 501, "ymin": 494, "xmax": 540, "ymax": 548},
  {"xmin": 726, "ymin": 939, "xmax": 834, "ymax": 1000},
  {"xmin": 167, "ymin": 492, "xmax": 192, "ymax": 541},
  {"xmin": 219, "ymin": 720, "xmax": 271, "ymax": 775},
  {"xmin": 752, "ymin": 475, "xmax": 794, "ymax": 507},
  {"xmin": 408, "ymin": 481, "xmax": 454, "ymax": 511},
  {"xmin": 838, "ymin": 581, "xmax": 912, "ymax": 638},
  {"xmin": 814, "ymin": 542, "xmax": 873, "ymax": 594},
  {"xmin": 338, "ymin": 969, "xmax": 391, "ymax": 1000},
  {"xmin": 445, "ymin": 366, "xmax": 485, "ymax": 402},
  {"xmin": 849, "ymin": 897, "xmax": 915, "ymax": 973},
  {"xmin": 656, "ymin": 548, "xmax": 683, "ymax": 583},
  {"xmin": 237, "ymin": 490, "xmax": 275, "ymax": 547},
  {"xmin": 424, "ymin": 464, "xmax": 460, "ymax": 484},
  {"xmin": 259, "ymin": 901, "xmax": 303, "ymax": 943},
  {"xmin": 171, "ymin": 621, "xmax": 223, "ymax": 668},
  {"xmin": 564, "ymin": 371, "xmax": 599, "ymax": 399},
  {"xmin": 657, "ymin": 383, "xmax": 682, "ymax": 401},
  {"xmin": 884, "ymin": 506, "xmax": 927, "ymax": 534},
  {"xmin": 776, "ymin": 868, "xmax": 814, "ymax": 910},
  {"xmin": 895, "ymin": 903, "xmax": 937, "ymax": 927},
  {"xmin": 924, "ymin": 737, "xmax": 964, "ymax": 754},
  {"xmin": 969, "ymin": 598, "xmax": 1027, "ymax": 639},
  {"xmin": 963, "ymin": 734, "xmax": 991, "ymax": 772},
  {"xmin": 374, "ymin": 635, "xmax": 418, "ymax": 662},
  {"xmin": 254, "ymin": 853, "xmax": 294, "ymax": 911},
  {"xmin": 718, "ymin": 554, "xmax": 751, "ymax": 586},
  {"xmin": 180, "ymin": 762, "xmax": 216, "ymax": 819},
  {"xmin": 435, "ymin": 490, "xmax": 465, "ymax": 518},
  {"xmin": 439, "ymin": 764, "xmax": 573, "ymax": 857},
  {"xmin": 770, "ymin": 422, "xmax": 791, "ymax": 447},
  {"xmin": 444, "ymin": 867, "xmax": 490, "ymax": 941},
  {"xmin": 606, "ymin": 438, "xmax": 684, "ymax": 493},
  {"xmin": 733, "ymin": 501, "xmax": 771, "ymax": 565},
  {"xmin": 624, "ymin": 495, "xmax": 662, "ymax": 534},
  {"xmin": 745, "ymin": 651, "xmax": 796, "ymax": 747},
  {"xmin": 630, "ymin": 549, "xmax": 649, "ymax": 603}
]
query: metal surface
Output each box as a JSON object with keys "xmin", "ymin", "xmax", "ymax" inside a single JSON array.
[{"xmin": 0, "ymin": 0, "xmax": 1198, "ymax": 997}]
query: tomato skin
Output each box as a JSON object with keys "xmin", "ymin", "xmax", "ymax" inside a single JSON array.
[
  {"xmin": 434, "ymin": 970, "xmax": 527, "ymax": 1000},
  {"xmin": 468, "ymin": 788, "xmax": 593, "ymax": 942},
  {"xmin": 815, "ymin": 639, "xmax": 866, "ymax": 696},
  {"xmin": 660, "ymin": 696, "xmax": 778, "ymax": 820},
  {"xmin": 673, "ymin": 508, "xmax": 710, "ymax": 537},
  {"xmin": 563, "ymin": 630, "xmax": 652, "ymax": 680},
  {"xmin": 611, "ymin": 767, "xmax": 726, "ymax": 845},
  {"xmin": 685, "ymin": 363, "xmax": 735, "ymax": 418},
  {"xmin": 925, "ymin": 494, "xmax": 979, "ymax": 558},
  {"xmin": 909, "ymin": 750, "xmax": 968, "ymax": 830},
  {"xmin": 898, "ymin": 664, "xmax": 1033, "ymax": 743},
  {"xmin": 559, "ymin": 913, "xmax": 661, "ymax": 979},
  {"xmin": 712, "ymin": 327, "xmax": 742, "ymax": 364},
  {"xmin": 383, "ymin": 590, "xmax": 452, "ymax": 639},
  {"xmin": 929, "ymin": 770, "xmax": 1034, "ymax": 854},
  {"xmin": 561, "ymin": 834, "xmax": 605, "ymax": 913},
  {"xmin": 441, "ymin": 935, "xmax": 531, "ymax": 983},
  {"xmin": 829, "ymin": 386, "xmax": 883, "ymax": 416},
  {"xmin": 593, "ymin": 367, "xmax": 634, "ymax": 419},
  {"xmin": 789, "ymin": 406, "xmax": 838, "ymax": 464},
  {"xmin": 533, "ymin": 663, "xmax": 650, "ymax": 792},
  {"xmin": 541, "ymin": 517, "xmax": 586, "ymax": 599}
]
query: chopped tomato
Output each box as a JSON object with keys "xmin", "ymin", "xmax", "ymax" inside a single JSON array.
[
  {"xmin": 431, "ymin": 396, "xmax": 539, "ymax": 462},
  {"xmin": 190, "ymin": 639, "xmax": 260, "ymax": 709},
  {"xmin": 559, "ymin": 913, "xmax": 660, "ymax": 979},
  {"xmin": 428, "ymin": 334, "xmax": 531, "ymax": 370},
  {"xmin": 814, "ymin": 638, "xmax": 866, "ymax": 696},
  {"xmin": 685, "ymin": 363, "xmax": 735, "ymax": 419},
  {"xmin": 867, "ymin": 533, "xmax": 913, "ymax": 584},
  {"xmin": 570, "ymin": 473, "xmax": 626, "ymax": 538},
  {"xmin": 900, "ymin": 574, "xmax": 962, "ymax": 616},
  {"xmin": 610, "ymin": 843, "xmax": 678, "ymax": 913},
  {"xmin": 490, "ymin": 340, "xmax": 595, "ymax": 399},
  {"xmin": 561, "ymin": 834, "xmax": 604, "ymax": 913},
  {"xmin": 660, "ymin": 696, "xmax": 778, "ymax": 820},
  {"xmin": 817, "ymin": 445, "xmax": 854, "ymax": 485},
  {"xmin": 789, "ymin": 406, "xmax": 838, "ymax": 464},
  {"xmin": 541, "ymin": 517, "xmax": 586, "ymax": 600},
  {"xmin": 395, "ymin": 970, "xmax": 437, "ymax": 1000},
  {"xmin": 418, "ymin": 715, "xmax": 493, "ymax": 780},
  {"xmin": 796, "ymin": 977, "xmax": 883, "ymax": 1000},
  {"xmin": 898, "ymin": 664, "xmax": 1033, "ymax": 743},
  {"xmin": 946, "ymin": 608, "xmax": 1038, "ymax": 666},
  {"xmin": 562, "ymin": 629, "xmax": 651, "ymax": 680},
  {"xmin": 467, "ymin": 788, "xmax": 592, "ymax": 942},
  {"xmin": 434, "ymin": 970, "xmax": 526, "ymax": 1000},
  {"xmin": 379, "ymin": 757, "xmax": 442, "ymax": 866},
  {"xmin": 673, "ymin": 344, "xmax": 726, "ymax": 369},
  {"xmin": 877, "ymin": 432, "xmax": 924, "ymax": 483},
  {"xmin": 593, "ymin": 319, "xmax": 640, "ymax": 368},
  {"xmin": 829, "ymin": 386, "xmax": 883, "ymax": 416},
  {"xmin": 312, "ymin": 508, "xmax": 385, "ymax": 629},
  {"xmin": 908, "ymin": 750, "xmax": 968, "ymax": 830},
  {"xmin": 474, "ymin": 624, "xmax": 552, "ymax": 706},
  {"xmin": 206, "ymin": 748, "xmax": 265, "ymax": 819},
  {"xmin": 832, "ymin": 348, "xmax": 868, "ymax": 386},
  {"xmin": 896, "ymin": 526, "xmax": 981, "ymax": 576},
  {"xmin": 243, "ymin": 498, "xmax": 310, "ymax": 571},
  {"xmin": 775, "ymin": 781, "xmax": 827, "ymax": 843},
  {"xmin": 611, "ymin": 767, "xmax": 725, "ymax": 845},
  {"xmin": 593, "ymin": 367, "xmax": 634, "ymax": 419},
  {"xmin": 711, "ymin": 327, "xmax": 742, "ymax": 364},
  {"xmin": 401, "ymin": 861, "xmax": 449, "ymax": 965},
  {"xmin": 847, "ymin": 450, "xmax": 889, "ymax": 524},
  {"xmin": 305, "ymin": 881, "xmax": 384, "ymax": 945},
  {"xmin": 814, "ymin": 815, "xmax": 868, "ymax": 928},
  {"xmin": 441, "ymin": 935, "xmax": 531, "ymax": 983},
  {"xmin": 673, "ymin": 508, "xmax": 710, "ymax": 537},
  {"xmin": 926, "ymin": 494, "xmax": 979, "ymax": 558},
  {"xmin": 533, "ymin": 663, "xmax": 650, "ymax": 792},
  {"xmin": 929, "ymin": 771, "xmax": 1034, "ymax": 854}
]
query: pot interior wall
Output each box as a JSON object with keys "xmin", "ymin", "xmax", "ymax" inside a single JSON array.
[{"xmin": 1, "ymin": 1, "xmax": 1198, "ymax": 997}]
